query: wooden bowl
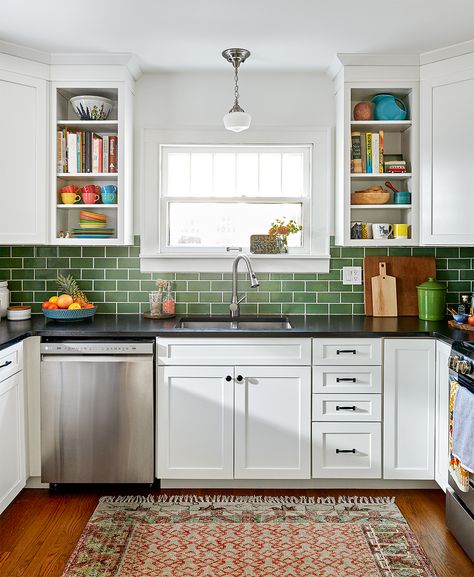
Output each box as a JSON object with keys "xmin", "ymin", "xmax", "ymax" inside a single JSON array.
[{"xmin": 351, "ymin": 191, "xmax": 390, "ymax": 205}]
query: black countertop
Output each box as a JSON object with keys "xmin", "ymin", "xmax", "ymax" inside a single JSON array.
[{"xmin": 1, "ymin": 314, "xmax": 472, "ymax": 351}]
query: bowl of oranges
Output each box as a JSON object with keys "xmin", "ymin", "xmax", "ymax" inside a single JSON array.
[{"xmin": 42, "ymin": 274, "xmax": 96, "ymax": 320}]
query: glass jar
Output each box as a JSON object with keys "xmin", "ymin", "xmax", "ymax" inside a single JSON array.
[
  {"xmin": 0, "ymin": 281, "xmax": 10, "ymax": 318},
  {"xmin": 149, "ymin": 291, "xmax": 162, "ymax": 317},
  {"xmin": 162, "ymin": 282, "xmax": 175, "ymax": 315}
]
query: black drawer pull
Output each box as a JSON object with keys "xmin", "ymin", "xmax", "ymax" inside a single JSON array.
[
  {"xmin": 336, "ymin": 405, "xmax": 356, "ymax": 411},
  {"xmin": 336, "ymin": 449, "xmax": 356, "ymax": 454},
  {"xmin": 0, "ymin": 360, "xmax": 12, "ymax": 369},
  {"xmin": 225, "ymin": 375, "xmax": 232, "ymax": 382},
  {"xmin": 236, "ymin": 375, "xmax": 243, "ymax": 382},
  {"xmin": 336, "ymin": 349, "xmax": 356, "ymax": 355},
  {"xmin": 336, "ymin": 377, "xmax": 356, "ymax": 383}
]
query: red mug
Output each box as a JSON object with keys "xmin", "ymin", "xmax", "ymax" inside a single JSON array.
[
  {"xmin": 81, "ymin": 185, "xmax": 100, "ymax": 204},
  {"xmin": 60, "ymin": 185, "xmax": 79, "ymax": 195}
]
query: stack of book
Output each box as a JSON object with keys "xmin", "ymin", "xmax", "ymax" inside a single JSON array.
[
  {"xmin": 351, "ymin": 131, "xmax": 385, "ymax": 174},
  {"xmin": 384, "ymin": 160, "xmax": 407, "ymax": 173},
  {"xmin": 57, "ymin": 130, "xmax": 118, "ymax": 174}
]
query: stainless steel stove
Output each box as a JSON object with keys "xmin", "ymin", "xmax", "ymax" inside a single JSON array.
[{"xmin": 446, "ymin": 340, "xmax": 474, "ymax": 561}]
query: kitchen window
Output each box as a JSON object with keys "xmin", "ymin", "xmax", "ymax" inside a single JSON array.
[
  {"xmin": 161, "ymin": 145, "xmax": 309, "ymax": 252},
  {"xmin": 141, "ymin": 128, "xmax": 331, "ymax": 272}
]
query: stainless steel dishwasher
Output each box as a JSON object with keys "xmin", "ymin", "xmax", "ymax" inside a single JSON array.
[{"xmin": 40, "ymin": 340, "xmax": 154, "ymax": 484}]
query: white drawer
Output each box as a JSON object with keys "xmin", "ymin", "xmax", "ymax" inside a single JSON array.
[
  {"xmin": 0, "ymin": 342, "xmax": 23, "ymax": 383},
  {"xmin": 313, "ymin": 338, "xmax": 381, "ymax": 366},
  {"xmin": 312, "ymin": 422, "xmax": 381, "ymax": 478},
  {"xmin": 312, "ymin": 366, "xmax": 382, "ymax": 394},
  {"xmin": 312, "ymin": 394, "xmax": 381, "ymax": 422},
  {"xmin": 156, "ymin": 338, "xmax": 311, "ymax": 366}
]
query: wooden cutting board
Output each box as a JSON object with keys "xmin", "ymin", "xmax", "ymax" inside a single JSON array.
[
  {"xmin": 371, "ymin": 262, "xmax": 398, "ymax": 317},
  {"xmin": 364, "ymin": 256, "xmax": 436, "ymax": 316}
]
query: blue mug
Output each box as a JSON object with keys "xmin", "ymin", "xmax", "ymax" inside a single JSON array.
[{"xmin": 100, "ymin": 185, "xmax": 117, "ymax": 204}]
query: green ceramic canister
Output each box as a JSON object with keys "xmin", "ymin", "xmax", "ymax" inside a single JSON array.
[{"xmin": 416, "ymin": 277, "xmax": 447, "ymax": 321}]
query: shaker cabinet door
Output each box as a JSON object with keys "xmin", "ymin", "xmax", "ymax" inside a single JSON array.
[
  {"xmin": 383, "ymin": 339, "xmax": 436, "ymax": 479},
  {"xmin": 156, "ymin": 365, "xmax": 234, "ymax": 479},
  {"xmin": 421, "ymin": 59, "xmax": 474, "ymax": 245},
  {"xmin": 234, "ymin": 365, "xmax": 311, "ymax": 479},
  {"xmin": 0, "ymin": 69, "xmax": 47, "ymax": 244}
]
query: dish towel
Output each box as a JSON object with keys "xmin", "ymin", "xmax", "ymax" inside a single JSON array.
[{"xmin": 449, "ymin": 380, "xmax": 472, "ymax": 492}]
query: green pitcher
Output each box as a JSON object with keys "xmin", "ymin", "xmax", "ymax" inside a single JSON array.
[{"xmin": 416, "ymin": 277, "xmax": 447, "ymax": 321}]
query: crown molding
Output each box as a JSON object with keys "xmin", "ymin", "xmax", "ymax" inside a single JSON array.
[{"xmin": 420, "ymin": 38, "xmax": 474, "ymax": 65}]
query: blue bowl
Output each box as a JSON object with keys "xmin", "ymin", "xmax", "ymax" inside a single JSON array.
[
  {"xmin": 452, "ymin": 313, "xmax": 469, "ymax": 324},
  {"xmin": 43, "ymin": 306, "xmax": 97, "ymax": 321},
  {"xmin": 394, "ymin": 192, "xmax": 411, "ymax": 204}
]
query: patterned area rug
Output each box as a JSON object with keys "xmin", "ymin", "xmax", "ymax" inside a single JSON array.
[{"xmin": 62, "ymin": 495, "xmax": 438, "ymax": 577}]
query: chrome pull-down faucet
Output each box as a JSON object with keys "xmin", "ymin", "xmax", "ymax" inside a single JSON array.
[{"xmin": 229, "ymin": 254, "xmax": 259, "ymax": 318}]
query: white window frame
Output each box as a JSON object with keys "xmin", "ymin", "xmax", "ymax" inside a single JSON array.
[
  {"xmin": 160, "ymin": 144, "xmax": 311, "ymax": 254},
  {"xmin": 140, "ymin": 128, "xmax": 332, "ymax": 273}
]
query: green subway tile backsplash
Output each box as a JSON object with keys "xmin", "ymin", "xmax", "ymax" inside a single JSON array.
[{"xmin": 0, "ymin": 237, "xmax": 472, "ymax": 315}]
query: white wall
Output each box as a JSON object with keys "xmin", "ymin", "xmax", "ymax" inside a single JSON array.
[{"xmin": 133, "ymin": 71, "xmax": 335, "ymax": 232}]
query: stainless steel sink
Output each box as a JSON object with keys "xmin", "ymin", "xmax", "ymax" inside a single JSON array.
[{"xmin": 176, "ymin": 316, "xmax": 292, "ymax": 330}]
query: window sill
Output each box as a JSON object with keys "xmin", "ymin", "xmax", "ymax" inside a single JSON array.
[{"xmin": 140, "ymin": 253, "xmax": 330, "ymax": 273}]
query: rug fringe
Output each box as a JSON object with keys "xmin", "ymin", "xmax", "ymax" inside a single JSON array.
[{"xmin": 99, "ymin": 495, "xmax": 395, "ymax": 506}]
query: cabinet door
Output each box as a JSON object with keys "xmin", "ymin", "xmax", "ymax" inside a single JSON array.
[
  {"xmin": 383, "ymin": 339, "xmax": 436, "ymax": 479},
  {"xmin": 435, "ymin": 340, "xmax": 451, "ymax": 491},
  {"xmin": 0, "ymin": 69, "xmax": 47, "ymax": 244},
  {"xmin": 0, "ymin": 371, "xmax": 26, "ymax": 514},
  {"xmin": 234, "ymin": 366, "xmax": 311, "ymax": 479},
  {"xmin": 421, "ymin": 61, "xmax": 474, "ymax": 245},
  {"xmin": 156, "ymin": 366, "xmax": 234, "ymax": 479}
]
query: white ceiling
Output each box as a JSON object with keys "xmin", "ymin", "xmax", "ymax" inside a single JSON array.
[{"xmin": 1, "ymin": 0, "xmax": 474, "ymax": 71}]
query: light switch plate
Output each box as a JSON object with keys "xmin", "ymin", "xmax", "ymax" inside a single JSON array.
[{"xmin": 342, "ymin": 266, "xmax": 362, "ymax": 285}]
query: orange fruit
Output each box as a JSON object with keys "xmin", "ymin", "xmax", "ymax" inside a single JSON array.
[
  {"xmin": 68, "ymin": 303, "xmax": 81, "ymax": 310},
  {"xmin": 48, "ymin": 296, "xmax": 59, "ymax": 304},
  {"xmin": 83, "ymin": 303, "xmax": 95, "ymax": 309},
  {"xmin": 57, "ymin": 294, "xmax": 74, "ymax": 309}
]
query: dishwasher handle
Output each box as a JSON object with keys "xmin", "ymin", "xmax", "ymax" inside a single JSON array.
[{"xmin": 41, "ymin": 354, "xmax": 153, "ymax": 363}]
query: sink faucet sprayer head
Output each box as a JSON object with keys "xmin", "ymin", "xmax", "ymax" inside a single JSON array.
[{"xmin": 250, "ymin": 273, "xmax": 259, "ymax": 288}]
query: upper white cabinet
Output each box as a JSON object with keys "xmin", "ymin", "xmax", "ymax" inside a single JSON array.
[
  {"xmin": 420, "ymin": 52, "xmax": 474, "ymax": 245},
  {"xmin": 0, "ymin": 61, "xmax": 48, "ymax": 244},
  {"xmin": 333, "ymin": 58, "xmax": 420, "ymax": 247},
  {"xmin": 50, "ymin": 74, "xmax": 134, "ymax": 245},
  {"xmin": 383, "ymin": 338, "xmax": 436, "ymax": 479}
]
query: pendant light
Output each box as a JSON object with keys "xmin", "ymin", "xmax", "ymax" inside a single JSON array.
[{"xmin": 222, "ymin": 48, "xmax": 251, "ymax": 132}]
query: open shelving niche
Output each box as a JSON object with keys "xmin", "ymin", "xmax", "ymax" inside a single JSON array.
[
  {"xmin": 336, "ymin": 84, "xmax": 419, "ymax": 246},
  {"xmin": 51, "ymin": 84, "xmax": 133, "ymax": 245}
]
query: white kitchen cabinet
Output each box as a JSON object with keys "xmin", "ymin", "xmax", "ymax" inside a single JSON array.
[
  {"xmin": 0, "ymin": 343, "xmax": 26, "ymax": 514},
  {"xmin": 234, "ymin": 366, "xmax": 311, "ymax": 479},
  {"xmin": 383, "ymin": 338, "xmax": 436, "ymax": 479},
  {"xmin": 0, "ymin": 67, "xmax": 48, "ymax": 244},
  {"xmin": 435, "ymin": 340, "xmax": 451, "ymax": 491},
  {"xmin": 420, "ymin": 52, "xmax": 474, "ymax": 245},
  {"xmin": 156, "ymin": 338, "xmax": 312, "ymax": 480},
  {"xmin": 156, "ymin": 365, "xmax": 234, "ymax": 479}
]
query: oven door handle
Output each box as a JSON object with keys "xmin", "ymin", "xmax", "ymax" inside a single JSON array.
[{"xmin": 41, "ymin": 355, "xmax": 152, "ymax": 363}]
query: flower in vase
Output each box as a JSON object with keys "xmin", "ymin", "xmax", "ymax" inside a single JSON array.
[{"xmin": 268, "ymin": 218, "xmax": 302, "ymax": 252}]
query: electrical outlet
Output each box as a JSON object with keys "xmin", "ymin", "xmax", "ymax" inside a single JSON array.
[{"xmin": 342, "ymin": 266, "xmax": 362, "ymax": 285}]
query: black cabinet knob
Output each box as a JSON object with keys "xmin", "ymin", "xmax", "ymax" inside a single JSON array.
[
  {"xmin": 225, "ymin": 375, "xmax": 232, "ymax": 382},
  {"xmin": 236, "ymin": 375, "xmax": 244, "ymax": 382}
]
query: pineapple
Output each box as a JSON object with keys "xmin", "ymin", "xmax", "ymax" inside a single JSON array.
[{"xmin": 56, "ymin": 274, "xmax": 89, "ymax": 307}]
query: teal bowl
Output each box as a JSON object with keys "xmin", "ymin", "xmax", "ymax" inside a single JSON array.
[
  {"xmin": 394, "ymin": 192, "xmax": 411, "ymax": 204},
  {"xmin": 43, "ymin": 307, "xmax": 97, "ymax": 321}
]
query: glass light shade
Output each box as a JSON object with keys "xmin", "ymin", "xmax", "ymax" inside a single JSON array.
[{"xmin": 223, "ymin": 111, "xmax": 251, "ymax": 132}]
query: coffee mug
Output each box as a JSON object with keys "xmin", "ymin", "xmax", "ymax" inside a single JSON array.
[
  {"xmin": 100, "ymin": 185, "xmax": 117, "ymax": 204},
  {"xmin": 61, "ymin": 192, "xmax": 81, "ymax": 204},
  {"xmin": 361, "ymin": 223, "xmax": 373, "ymax": 239},
  {"xmin": 372, "ymin": 223, "xmax": 393, "ymax": 239},
  {"xmin": 82, "ymin": 184, "xmax": 100, "ymax": 195},
  {"xmin": 393, "ymin": 223, "xmax": 409, "ymax": 239},
  {"xmin": 60, "ymin": 185, "xmax": 79, "ymax": 195},
  {"xmin": 350, "ymin": 222, "xmax": 362, "ymax": 239},
  {"xmin": 82, "ymin": 191, "xmax": 100, "ymax": 204}
]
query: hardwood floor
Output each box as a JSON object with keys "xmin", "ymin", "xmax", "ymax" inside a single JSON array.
[{"xmin": 0, "ymin": 487, "xmax": 472, "ymax": 577}]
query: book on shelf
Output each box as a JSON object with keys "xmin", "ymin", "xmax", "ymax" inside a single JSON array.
[
  {"xmin": 365, "ymin": 132, "xmax": 372, "ymax": 173},
  {"xmin": 371, "ymin": 133, "xmax": 379, "ymax": 175},
  {"xmin": 379, "ymin": 130, "xmax": 384, "ymax": 173},
  {"xmin": 109, "ymin": 135, "xmax": 118, "ymax": 173},
  {"xmin": 351, "ymin": 132, "xmax": 363, "ymax": 173},
  {"xmin": 57, "ymin": 129, "xmax": 118, "ymax": 174}
]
